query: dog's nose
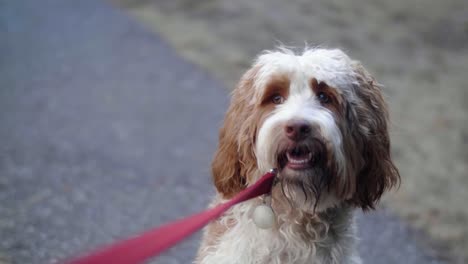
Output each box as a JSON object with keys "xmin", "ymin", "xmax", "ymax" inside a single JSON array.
[{"xmin": 285, "ymin": 120, "xmax": 311, "ymax": 141}]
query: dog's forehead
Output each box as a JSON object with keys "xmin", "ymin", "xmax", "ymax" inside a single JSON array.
[{"xmin": 254, "ymin": 48, "xmax": 357, "ymax": 93}]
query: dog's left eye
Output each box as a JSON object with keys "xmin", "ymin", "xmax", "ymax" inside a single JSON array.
[
  {"xmin": 271, "ymin": 94, "xmax": 285, "ymax": 104},
  {"xmin": 317, "ymin": 92, "xmax": 330, "ymax": 104}
]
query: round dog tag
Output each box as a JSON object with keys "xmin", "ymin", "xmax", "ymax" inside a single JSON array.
[{"xmin": 253, "ymin": 204, "xmax": 276, "ymax": 229}]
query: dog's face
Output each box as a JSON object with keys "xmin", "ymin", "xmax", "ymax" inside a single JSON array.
[{"xmin": 212, "ymin": 48, "xmax": 399, "ymax": 211}]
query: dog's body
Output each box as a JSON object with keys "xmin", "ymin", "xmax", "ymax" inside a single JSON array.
[
  {"xmin": 196, "ymin": 48, "xmax": 399, "ymax": 264},
  {"xmin": 197, "ymin": 199, "xmax": 361, "ymax": 264}
]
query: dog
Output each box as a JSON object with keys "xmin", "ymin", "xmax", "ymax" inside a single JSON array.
[{"xmin": 195, "ymin": 47, "xmax": 400, "ymax": 264}]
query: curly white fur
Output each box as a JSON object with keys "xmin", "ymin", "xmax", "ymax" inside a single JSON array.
[
  {"xmin": 197, "ymin": 199, "xmax": 361, "ymax": 264},
  {"xmin": 197, "ymin": 47, "xmax": 398, "ymax": 264}
]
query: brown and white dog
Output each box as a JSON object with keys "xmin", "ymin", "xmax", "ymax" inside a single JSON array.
[{"xmin": 196, "ymin": 47, "xmax": 400, "ymax": 264}]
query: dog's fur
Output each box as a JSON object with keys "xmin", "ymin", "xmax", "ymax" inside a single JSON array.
[{"xmin": 195, "ymin": 47, "xmax": 400, "ymax": 264}]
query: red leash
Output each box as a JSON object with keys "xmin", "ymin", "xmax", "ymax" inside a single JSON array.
[{"xmin": 67, "ymin": 169, "xmax": 277, "ymax": 264}]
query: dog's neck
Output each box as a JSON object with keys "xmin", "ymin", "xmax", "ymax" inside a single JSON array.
[
  {"xmin": 270, "ymin": 197, "xmax": 354, "ymax": 235},
  {"xmin": 269, "ymin": 197, "xmax": 358, "ymax": 263},
  {"xmin": 197, "ymin": 194, "xmax": 359, "ymax": 264}
]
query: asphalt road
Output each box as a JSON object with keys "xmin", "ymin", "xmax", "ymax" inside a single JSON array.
[{"xmin": 0, "ymin": 1, "xmax": 442, "ymax": 263}]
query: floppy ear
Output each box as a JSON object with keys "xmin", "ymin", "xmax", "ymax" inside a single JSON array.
[
  {"xmin": 212, "ymin": 67, "xmax": 258, "ymax": 199},
  {"xmin": 349, "ymin": 63, "xmax": 400, "ymax": 210}
]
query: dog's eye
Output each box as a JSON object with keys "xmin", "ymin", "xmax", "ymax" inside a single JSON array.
[
  {"xmin": 271, "ymin": 94, "xmax": 285, "ymax": 104},
  {"xmin": 317, "ymin": 92, "xmax": 330, "ymax": 104}
]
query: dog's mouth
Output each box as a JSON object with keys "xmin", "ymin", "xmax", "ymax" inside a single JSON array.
[
  {"xmin": 278, "ymin": 144, "xmax": 322, "ymax": 171},
  {"xmin": 275, "ymin": 140, "xmax": 333, "ymax": 212}
]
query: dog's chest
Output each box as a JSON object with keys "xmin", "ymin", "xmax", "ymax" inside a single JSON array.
[
  {"xmin": 202, "ymin": 221, "xmax": 318, "ymax": 264},
  {"xmin": 199, "ymin": 202, "xmax": 349, "ymax": 264}
]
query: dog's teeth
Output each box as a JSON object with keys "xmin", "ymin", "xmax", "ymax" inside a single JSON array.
[{"xmin": 286, "ymin": 152, "xmax": 313, "ymax": 164}]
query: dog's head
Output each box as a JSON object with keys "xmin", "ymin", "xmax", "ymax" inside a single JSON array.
[{"xmin": 212, "ymin": 48, "xmax": 400, "ymax": 211}]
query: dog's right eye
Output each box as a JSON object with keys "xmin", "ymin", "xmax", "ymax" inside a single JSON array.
[{"xmin": 271, "ymin": 94, "xmax": 285, "ymax": 104}]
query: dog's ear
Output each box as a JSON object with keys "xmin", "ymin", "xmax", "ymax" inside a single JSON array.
[
  {"xmin": 348, "ymin": 63, "xmax": 400, "ymax": 210},
  {"xmin": 212, "ymin": 67, "xmax": 258, "ymax": 199}
]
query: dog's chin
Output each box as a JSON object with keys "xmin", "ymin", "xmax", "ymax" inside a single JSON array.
[{"xmin": 275, "ymin": 142, "xmax": 339, "ymax": 212}]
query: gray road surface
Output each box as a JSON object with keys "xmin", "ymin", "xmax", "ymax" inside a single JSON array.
[{"xmin": 0, "ymin": 1, "xmax": 442, "ymax": 263}]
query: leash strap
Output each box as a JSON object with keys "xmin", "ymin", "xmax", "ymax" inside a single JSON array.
[{"xmin": 67, "ymin": 170, "xmax": 277, "ymax": 264}]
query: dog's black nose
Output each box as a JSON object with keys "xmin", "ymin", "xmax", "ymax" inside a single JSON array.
[{"xmin": 285, "ymin": 120, "xmax": 311, "ymax": 141}]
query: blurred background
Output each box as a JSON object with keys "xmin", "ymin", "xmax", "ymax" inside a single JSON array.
[
  {"xmin": 1, "ymin": 0, "xmax": 466, "ymax": 263},
  {"xmin": 114, "ymin": 0, "xmax": 468, "ymax": 262}
]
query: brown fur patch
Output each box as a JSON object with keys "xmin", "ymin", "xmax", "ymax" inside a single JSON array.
[
  {"xmin": 211, "ymin": 67, "xmax": 257, "ymax": 198},
  {"xmin": 344, "ymin": 63, "xmax": 401, "ymax": 209},
  {"xmin": 259, "ymin": 73, "xmax": 290, "ymax": 106},
  {"xmin": 310, "ymin": 78, "xmax": 345, "ymax": 118},
  {"xmin": 212, "ymin": 69, "xmax": 292, "ymax": 198}
]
